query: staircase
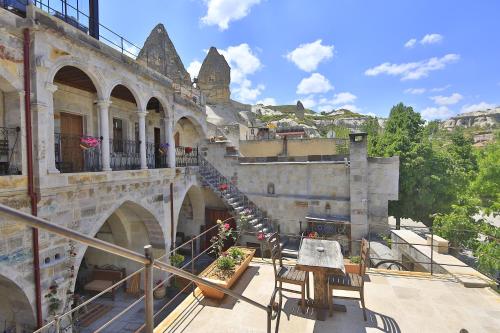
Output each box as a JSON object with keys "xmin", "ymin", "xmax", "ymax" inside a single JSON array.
[{"xmin": 198, "ymin": 155, "xmax": 275, "ymax": 239}]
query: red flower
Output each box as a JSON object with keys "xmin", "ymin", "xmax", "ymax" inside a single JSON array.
[
  {"xmin": 257, "ymin": 232, "xmax": 265, "ymax": 241},
  {"xmin": 184, "ymin": 147, "xmax": 193, "ymax": 154},
  {"xmin": 219, "ymin": 184, "xmax": 228, "ymax": 191},
  {"xmin": 224, "ymin": 223, "xmax": 230, "ymax": 230}
]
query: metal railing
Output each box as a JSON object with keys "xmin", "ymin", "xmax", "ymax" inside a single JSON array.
[
  {"xmin": 0, "ymin": 203, "xmax": 276, "ymax": 333},
  {"xmin": 146, "ymin": 142, "xmax": 168, "ymax": 169},
  {"xmin": 32, "ymin": 0, "xmax": 142, "ymax": 58},
  {"xmin": 109, "ymin": 138, "xmax": 140, "ymax": 170},
  {"xmin": 0, "ymin": 126, "xmax": 21, "ymax": 175},
  {"xmin": 54, "ymin": 133, "xmax": 102, "ymax": 173},
  {"xmin": 175, "ymin": 146, "xmax": 199, "ymax": 167}
]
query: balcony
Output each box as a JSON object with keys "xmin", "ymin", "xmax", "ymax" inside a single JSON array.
[
  {"xmin": 110, "ymin": 138, "xmax": 141, "ymax": 171},
  {"xmin": 0, "ymin": 126, "xmax": 21, "ymax": 175},
  {"xmin": 55, "ymin": 133, "xmax": 102, "ymax": 173},
  {"xmin": 175, "ymin": 146, "xmax": 199, "ymax": 167}
]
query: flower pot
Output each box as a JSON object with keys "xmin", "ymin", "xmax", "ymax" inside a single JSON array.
[
  {"xmin": 154, "ymin": 286, "xmax": 167, "ymax": 299},
  {"xmin": 196, "ymin": 247, "xmax": 256, "ymax": 299},
  {"xmin": 344, "ymin": 259, "xmax": 361, "ymax": 274}
]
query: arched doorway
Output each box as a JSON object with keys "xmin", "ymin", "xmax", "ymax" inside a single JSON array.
[
  {"xmin": 0, "ymin": 274, "xmax": 36, "ymax": 332},
  {"xmin": 173, "ymin": 117, "xmax": 204, "ymax": 167},
  {"xmin": 75, "ymin": 201, "xmax": 166, "ymax": 300},
  {"xmin": 145, "ymin": 97, "xmax": 168, "ymax": 168},
  {"xmin": 176, "ymin": 186, "xmax": 205, "ymax": 254},
  {"xmin": 108, "ymin": 84, "xmax": 141, "ymax": 170},
  {"xmin": 52, "ymin": 65, "xmax": 101, "ymax": 173}
]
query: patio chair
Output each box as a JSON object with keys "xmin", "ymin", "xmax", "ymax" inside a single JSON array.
[
  {"xmin": 269, "ymin": 232, "xmax": 310, "ymax": 314},
  {"xmin": 327, "ymin": 238, "xmax": 369, "ymax": 320}
]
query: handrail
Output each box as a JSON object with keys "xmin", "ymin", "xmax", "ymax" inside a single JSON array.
[{"xmin": 0, "ymin": 203, "xmax": 271, "ymax": 332}]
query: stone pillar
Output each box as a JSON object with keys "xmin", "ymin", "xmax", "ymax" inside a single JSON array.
[
  {"xmin": 164, "ymin": 117, "xmax": 176, "ymax": 168},
  {"xmin": 137, "ymin": 110, "xmax": 148, "ymax": 169},
  {"xmin": 97, "ymin": 100, "xmax": 112, "ymax": 171},
  {"xmin": 45, "ymin": 82, "xmax": 59, "ymax": 174},
  {"xmin": 349, "ymin": 132, "xmax": 369, "ymax": 249}
]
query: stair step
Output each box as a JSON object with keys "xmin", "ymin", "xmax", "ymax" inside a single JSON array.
[
  {"xmin": 249, "ymin": 218, "xmax": 259, "ymax": 225},
  {"xmin": 234, "ymin": 206, "xmax": 245, "ymax": 212}
]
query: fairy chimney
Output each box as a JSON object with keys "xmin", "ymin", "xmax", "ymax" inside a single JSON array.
[{"xmin": 197, "ymin": 47, "xmax": 231, "ymax": 104}]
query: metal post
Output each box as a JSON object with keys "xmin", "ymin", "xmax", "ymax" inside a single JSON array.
[
  {"xmin": 191, "ymin": 238, "xmax": 195, "ymax": 295},
  {"xmin": 144, "ymin": 245, "xmax": 154, "ymax": 333},
  {"xmin": 430, "ymin": 226, "xmax": 434, "ymax": 275},
  {"xmin": 54, "ymin": 315, "xmax": 61, "ymax": 333}
]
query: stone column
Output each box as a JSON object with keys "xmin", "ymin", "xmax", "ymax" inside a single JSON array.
[
  {"xmin": 349, "ymin": 132, "xmax": 369, "ymax": 250},
  {"xmin": 45, "ymin": 82, "xmax": 59, "ymax": 174},
  {"xmin": 164, "ymin": 117, "xmax": 176, "ymax": 168},
  {"xmin": 137, "ymin": 110, "xmax": 148, "ymax": 169},
  {"xmin": 97, "ymin": 100, "xmax": 112, "ymax": 171}
]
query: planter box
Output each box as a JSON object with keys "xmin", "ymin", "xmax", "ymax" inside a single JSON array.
[
  {"xmin": 196, "ymin": 247, "xmax": 255, "ymax": 299},
  {"xmin": 344, "ymin": 259, "xmax": 361, "ymax": 274}
]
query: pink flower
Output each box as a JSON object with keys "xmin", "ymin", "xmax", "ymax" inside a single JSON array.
[
  {"xmin": 224, "ymin": 223, "xmax": 230, "ymax": 230},
  {"xmin": 257, "ymin": 232, "xmax": 265, "ymax": 241}
]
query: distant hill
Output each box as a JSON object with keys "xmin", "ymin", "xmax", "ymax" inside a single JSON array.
[{"xmin": 264, "ymin": 104, "xmax": 315, "ymax": 114}]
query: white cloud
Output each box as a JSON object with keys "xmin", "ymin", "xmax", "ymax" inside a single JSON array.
[
  {"xmin": 201, "ymin": 0, "xmax": 261, "ymax": 31},
  {"xmin": 430, "ymin": 84, "xmax": 451, "ymax": 92},
  {"xmin": 218, "ymin": 43, "xmax": 264, "ymax": 103},
  {"xmin": 421, "ymin": 106, "xmax": 454, "ymax": 120},
  {"xmin": 404, "ymin": 38, "xmax": 417, "ymax": 48},
  {"xmin": 461, "ymin": 102, "xmax": 497, "ymax": 113},
  {"xmin": 338, "ymin": 104, "xmax": 361, "ymax": 113},
  {"xmin": 404, "ymin": 88, "xmax": 426, "ymax": 95},
  {"xmin": 430, "ymin": 93, "xmax": 463, "ymax": 105},
  {"xmin": 256, "ymin": 97, "xmax": 277, "ymax": 106},
  {"xmin": 420, "ymin": 33, "xmax": 443, "ymax": 45},
  {"xmin": 286, "ymin": 39, "xmax": 334, "ymax": 72},
  {"xmin": 233, "ymin": 79, "xmax": 264, "ymax": 103},
  {"xmin": 186, "ymin": 60, "xmax": 202, "ymax": 80},
  {"xmin": 320, "ymin": 92, "xmax": 357, "ymax": 105},
  {"xmin": 296, "ymin": 73, "xmax": 333, "ymax": 94},
  {"xmin": 219, "ymin": 43, "xmax": 261, "ymax": 84},
  {"xmin": 363, "ymin": 112, "xmax": 377, "ymax": 117},
  {"xmin": 300, "ymin": 95, "xmax": 317, "ymax": 109},
  {"xmin": 365, "ymin": 53, "xmax": 460, "ymax": 80}
]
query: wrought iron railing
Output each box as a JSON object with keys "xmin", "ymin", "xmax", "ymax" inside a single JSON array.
[
  {"xmin": 54, "ymin": 133, "xmax": 101, "ymax": 173},
  {"xmin": 175, "ymin": 146, "xmax": 199, "ymax": 167},
  {"xmin": 109, "ymin": 138, "xmax": 140, "ymax": 170},
  {"xmin": 146, "ymin": 142, "xmax": 169, "ymax": 169},
  {"xmin": 0, "ymin": 126, "xmax": 21, "ymax": 175}
]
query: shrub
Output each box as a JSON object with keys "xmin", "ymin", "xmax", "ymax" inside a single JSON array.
[
  {"xmin": 216, "ymin": 256, "xmax": 236, "ymax": 271},
  {"xmin": 170, "ymin": 253, "xmax": 185, "ymax": 267},
  {"xmin": 228, "ymin": 247, "xmax": 245, "ymax": 261},
  {"xmin": 349, "ymin": 255, "xmax": 361, "ymax": 264}
]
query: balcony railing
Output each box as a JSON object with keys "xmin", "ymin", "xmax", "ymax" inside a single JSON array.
[
  {"xmin": 175, "ymin": 146, "xmax": 199, "ymax": 167},
  {"xmin": 146, "ymin": 142, "xmax": 169, "ymax": 169},
  {"xmin": 0, "ymin": 126, "xmax": 21, "ymax": 175},
  {"xmin": 54, "ymin": 133, "xmax": 102, "ymax": 173},
  {"xmin": 110, "ymin": 138, "xmax": 140, "ymax": 171}
]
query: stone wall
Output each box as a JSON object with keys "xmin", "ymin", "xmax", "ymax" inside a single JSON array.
[{"xmin": 239, "ymin": 137, "xmax": 344, "ymax": 157}]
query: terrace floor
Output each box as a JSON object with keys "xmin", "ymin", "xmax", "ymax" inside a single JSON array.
[{"xmin": 155, "ymin": 259, "xmax": 500, "ymax": 333}]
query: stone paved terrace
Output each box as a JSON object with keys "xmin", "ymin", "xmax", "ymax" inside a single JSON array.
[{"xmin": 155, "ymin": 259, "xmax": 500, "ymax": 333}]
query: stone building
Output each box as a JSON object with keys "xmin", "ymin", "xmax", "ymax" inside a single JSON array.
[{"xmin": 0, "ymin": 3, "xmax": 398, "ymax": 331}]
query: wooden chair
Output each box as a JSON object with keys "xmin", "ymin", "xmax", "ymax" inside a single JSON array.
[
  {"xmin": 328, "ymin": 238, "xmax": 369, "ymax": 320},
  {"xmin": 268, "ymin": 232, "xmax": 310, "ymax": 313}
]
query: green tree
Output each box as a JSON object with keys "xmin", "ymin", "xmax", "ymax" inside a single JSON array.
[
  {"xmin": 471, "ymin": 133, "xmax": 500, "ymax": 214},
  {"xmin": 361, "ymin": 117, "xmax": 381, "ymax": 155},
  {"xmin": 372, "ymin": 103, "xmax": 460, "ymax": 228}
]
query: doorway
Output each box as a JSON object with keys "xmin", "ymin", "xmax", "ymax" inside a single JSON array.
[
  {"xmin": 59, "ymin": 112, "xmax": 83, "ymax": 172},
  {"xmin": 154, "ymin": 127, "xmax": 161, "ymax": 168}
]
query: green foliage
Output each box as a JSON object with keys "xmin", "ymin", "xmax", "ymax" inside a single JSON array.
[
  {"xmin": 349, "ymin": 255, "xmax": 361, "ymax": 264},
  {"xmin": 471, "ymin": 133, "xmax": 500, "ymax": 214},
  {"xmin": 216, "ymin": 256, "xmax": 236, "ymax": 271},
  {"xmin": 210, "ymin": 220, "xmax": 236, "ymax": 257},
  {"xmin": 361, "ymin": 117, "xmax": 382, "ymax": 154},
  {"xmin": 170, "ymin": 253, "xmax": 185, "ymax": 267},
  {"xmin": 475, "ymin": 236, "xmax": 500, "ymax": 275},
  {"xmin": 256, "ymin": 114, "xmax": 288, "ymax": 123},
  {"xmin": 228, "ymin": 247, "xmax": 245, "ymax": 262}
]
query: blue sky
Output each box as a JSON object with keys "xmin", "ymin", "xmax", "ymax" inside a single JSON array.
[{"xmin": 97, "ymin": 0, "xmax": 500, "ymax": 119}]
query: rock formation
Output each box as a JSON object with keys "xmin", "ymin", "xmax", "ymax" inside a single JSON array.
[
  {"xmin": 442, "ymin": 108, "xmax": 500, "ymax": 129},
  {"xmin": 137, "ymin": 23, "xmax": 191, "ymax": 85},
  {"xmin": 197, "ymin": 47, "xmax": 231, "ymax": 104},
  {"xmin": 296, "ymin": 101, "xmax": 305, "ymax": 119}
]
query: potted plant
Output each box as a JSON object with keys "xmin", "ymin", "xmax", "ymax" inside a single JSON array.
[
  {"xmin": 154, "ymin": 280, "xmax": 167, "ymax": 299},
  {"xmin": 344, "ymin": 255, "xmax": 361, "ymax": 274},
  {"xmin": 195, "ymin": 220, "xmax": 256, "ymax": 299},
  {"xmin": 79, "ymin": 137, "xmax": 100, "ymax": 150},
  {"xmin": 170, "ymin": 253, "xmax": 192, "ymax": 292},
  {"xmin": 184, "ymin": 146, "xmax": 193, "ymax": 154},
  {"xmin": 45, "ymin": 284, "xmax": 62, "ymax": 315}
]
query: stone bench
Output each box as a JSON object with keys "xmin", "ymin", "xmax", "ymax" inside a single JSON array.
[{"xmin": 426, "ymin": 234, "xmax": 449, "ymax": 254}]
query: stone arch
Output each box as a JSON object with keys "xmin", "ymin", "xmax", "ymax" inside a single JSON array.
[
  {"xmin": 145, "ymin": 93, "xmax": 170, "ymax": 118},
  {"xmin": 47, "ymin": 57, "xmax": 105, "ymax": 100},
  {"xmin": 106, "ymin": 80, "xmax": 145, "ymax": 111},
  {"xmin": 174, "ymin": 184, "xmax": 205, "ymax": 246},
  {"xmin": 0, "ymin": 274, "xmax": 36, "ymax": 331},
  {"xmin": 173, "ymin": 114, "xmax": 207, "ymax": 147}
]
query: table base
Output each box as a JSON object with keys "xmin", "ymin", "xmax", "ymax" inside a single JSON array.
[{"xmin": 298, "ymin": 299, "xmax": 346, "ymax": 320}]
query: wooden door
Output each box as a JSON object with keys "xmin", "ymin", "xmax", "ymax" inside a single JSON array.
[
  {"xmin": 60, "ymin": 113, "xmax": 83, "ymax": 172},
  {"xmin": 154, "ymin": 127, "xmax": 161, "ymax": 167},
  {"xmin": 174, "ymin": 132, "xmax": 180, "ymax": 147},
  {"xmin": 204, "ymin": 208, "xmax": 234, "ymax": 252}
]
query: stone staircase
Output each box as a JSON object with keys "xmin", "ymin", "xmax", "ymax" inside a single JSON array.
[{"xmin": 198, "ymin": 155, "xmax": 275, "ymax": 239}]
